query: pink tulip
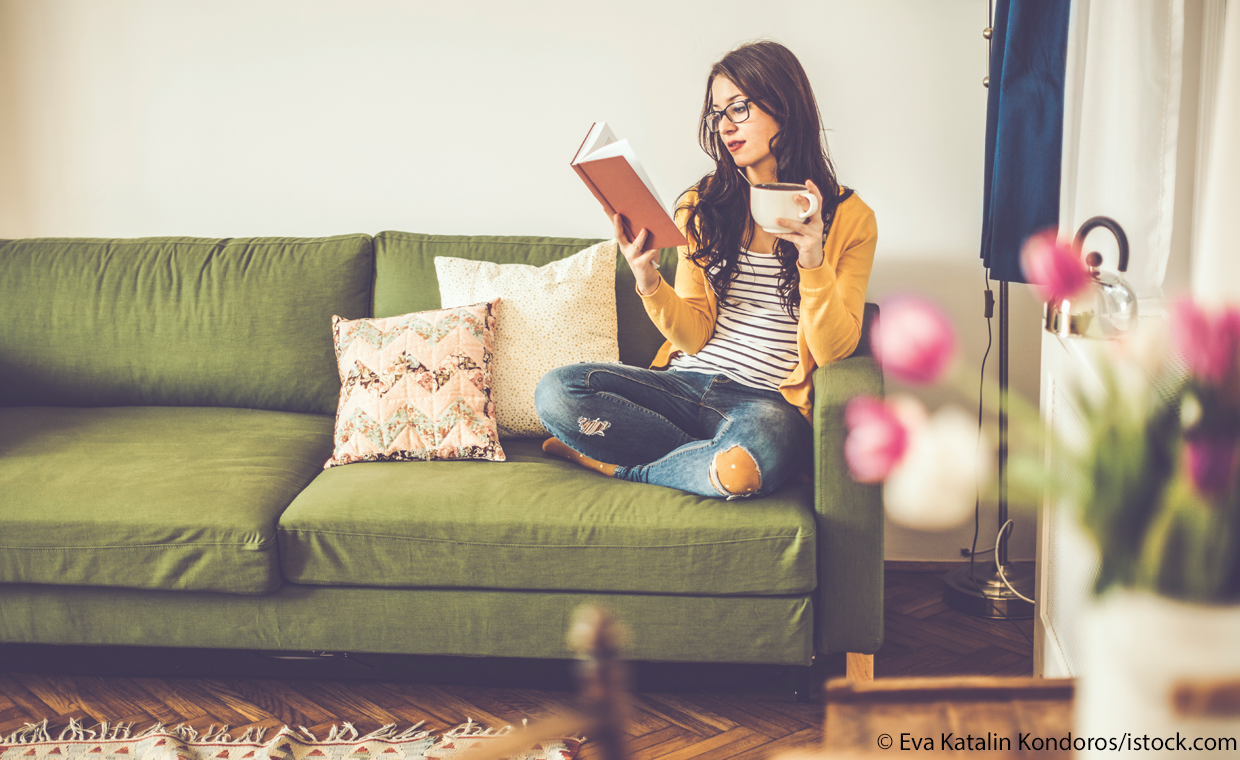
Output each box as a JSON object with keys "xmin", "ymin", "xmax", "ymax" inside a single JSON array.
[
  {"xmin": 1183, "ymin": 434, "xmax": 1240, "ymax": 500},
  {"xmin": 844, "ymin": 395, "xmax": 909, "ymax": 483},
  {"xmin": 871, "ymin": 295, "xmax": 958, "ymax": 385},
  {"xmin": 1021, "ymin": 229, "xmax": 1090, "ymax": 303},
  {"xmin": 1169, "ymin": 298, "xmax": 1240, "ymax": 386}
]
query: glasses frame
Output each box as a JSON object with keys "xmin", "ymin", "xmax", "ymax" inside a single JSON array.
[{"xmin": 704, "ymin": 99, "xmax": 754, "ymax": 133}]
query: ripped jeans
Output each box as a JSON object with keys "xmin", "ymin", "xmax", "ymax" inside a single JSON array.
[{"xmin": 534, "ymin": 363, "xmax": 813, "ymax": 499}]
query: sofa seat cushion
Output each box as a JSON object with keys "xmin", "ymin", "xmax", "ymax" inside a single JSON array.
[
  {"xmin": 0, "ymin": 406, "xmax": 333, "ymax": 595},
  {"xmin": 278, "ymin": 439, "xmax": 816, "ymax": 596}
]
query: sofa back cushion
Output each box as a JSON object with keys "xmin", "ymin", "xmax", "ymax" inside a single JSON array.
[
  {"xmin": 0, "ymin": 235, "xmax": 373, "ymax": 414},
  {"xmin": 373, "ymin": 232, "xmax": 680, "ymax": 369}
]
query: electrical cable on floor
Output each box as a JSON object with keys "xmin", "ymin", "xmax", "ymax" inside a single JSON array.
[
  {"xmin": 996, "ymin": 520, "xmax": 1035, "ymax": 604},
  {"xmin": 967, "ymin": 267, "xmax": 994, "ymax": 584},
  {"xmin": 960, "ymin": 545, "xmax": 997, "ymax": 556},
  {"xmin": 999, "ymin": 586, "xmax": 1035, "ymax": 648}
]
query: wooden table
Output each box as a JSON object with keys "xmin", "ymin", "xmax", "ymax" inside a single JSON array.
[{"xmin": 813, "ymin": 676, "xmax": 1075, "ymax": 758}]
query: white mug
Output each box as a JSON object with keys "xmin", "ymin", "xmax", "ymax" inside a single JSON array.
[{"xmin": 749, "ymin": 183, "xmax": 820, "ymax": 234}]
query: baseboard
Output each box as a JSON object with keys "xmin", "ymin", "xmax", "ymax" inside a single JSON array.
[
  {"xmin": 885, "ymin": 559, "xmax": 1036, "ymax": 573},
  {"xmin": 884, "ymin": 560, "xmax": 969, "ymax": 573}
]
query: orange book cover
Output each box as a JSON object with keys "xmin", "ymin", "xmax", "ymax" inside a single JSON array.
[{"xmin": 571, "ymin": 123, "xmax": 687, "ymax": 252}]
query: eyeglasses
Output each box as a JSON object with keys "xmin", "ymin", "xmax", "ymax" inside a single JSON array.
[{"xmin": 704, "ymin": 99, "xmax": 753, "ymax": 133}]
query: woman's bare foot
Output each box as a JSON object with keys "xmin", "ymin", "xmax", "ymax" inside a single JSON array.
[{"xmin": 542, "ymin": 437, "xmax": 618, "ymax": 477}]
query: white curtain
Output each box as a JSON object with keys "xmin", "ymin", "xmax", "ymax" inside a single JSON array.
[
  {"xmin": 1193, "ymin": 1, "xmax": 1239, "ymax": 302},
  {"xmin": 1059, "ymin": 0, "xmax": 1186, "ymax": 303}
]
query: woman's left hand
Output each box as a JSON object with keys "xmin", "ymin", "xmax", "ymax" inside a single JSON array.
[{"xmin": 774, "ymin": 178, "xmax": 825, "ymax": 270}]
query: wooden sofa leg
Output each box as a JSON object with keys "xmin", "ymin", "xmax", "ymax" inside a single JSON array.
[{"xmin": 846, "ymin": 652, "xmax": 874, "ymax": 681}]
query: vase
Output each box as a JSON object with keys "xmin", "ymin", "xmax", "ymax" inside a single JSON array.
[{"xmin": 1075, "ymin": 590, "xmax": 1240, "ymax": 756}]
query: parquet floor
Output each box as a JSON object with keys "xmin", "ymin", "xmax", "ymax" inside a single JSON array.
[
  {"xmin": 0, "ymin": 570, "xmax": 1035, "ymax": 760},
  {"xmin": 878, "ymin": 569, "xmax": 1035, "ymax": 679}
]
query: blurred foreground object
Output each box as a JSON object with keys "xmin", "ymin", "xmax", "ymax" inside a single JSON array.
[
  {"xmin": 567, "ymin": 605, "xmax": 629, "ymax": 760},
  {"xmin": 767, "ymin": 676, "xmax": 1073, "ymax": 759},
  {"xmin": 453, "ymin": 604, "xmax": 628, "ymax": 760}
]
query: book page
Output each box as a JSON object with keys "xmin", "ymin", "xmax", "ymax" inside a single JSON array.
[
  {"xmin": 582, "ymin": 138, "xmax": 666, "ymax": 212},
  {"xmin": 574, "ymin": 122, "xmax": 618, "ymax": 165}
]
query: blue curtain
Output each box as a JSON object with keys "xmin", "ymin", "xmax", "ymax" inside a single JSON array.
[{"xmin": 980, "ymin": 0, "xmax": 1072, "ymax": 283}]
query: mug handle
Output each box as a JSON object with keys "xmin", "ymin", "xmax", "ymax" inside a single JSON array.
[{"xmin": 797, "ymin": 192, "xmax": 820, "ymax": 220}]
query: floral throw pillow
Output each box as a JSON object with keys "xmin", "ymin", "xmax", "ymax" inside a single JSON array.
[{"xmin": 324, "ymin": 300, "xmax": 505, "ymax": 467}]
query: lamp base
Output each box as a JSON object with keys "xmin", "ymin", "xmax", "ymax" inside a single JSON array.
[{"xmin": 942, "ymin": 560, "xmax": 1035, "ymax": 619}]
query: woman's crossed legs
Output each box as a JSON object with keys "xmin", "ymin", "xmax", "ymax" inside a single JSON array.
[{"xmin": 534, "ymin": 363, "xmax": 812, "ymax": 499}]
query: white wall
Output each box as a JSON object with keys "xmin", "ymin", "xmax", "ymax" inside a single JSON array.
[{"xmin": 0, "ymin": 0, "xmax": 1040, "ymax": 560}]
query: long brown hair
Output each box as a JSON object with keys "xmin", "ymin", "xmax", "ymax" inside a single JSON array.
[{"xmin": 679, "ymin": 40, "xmax": 842, "ymax": 316}]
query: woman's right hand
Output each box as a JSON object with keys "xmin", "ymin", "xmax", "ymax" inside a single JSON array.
[{"xmin": 613, "ymin": 214, "xmax": 661, "ymax": 296}]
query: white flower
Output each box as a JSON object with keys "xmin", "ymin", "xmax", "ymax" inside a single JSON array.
[{"xmin": 883, "ymin": 400, "xmax": 991, "ymax": 531}]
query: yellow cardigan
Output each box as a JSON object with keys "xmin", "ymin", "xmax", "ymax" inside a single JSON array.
[{"xmin": 640, "ymin": 188, "xmax": 878, "ymax": 422}]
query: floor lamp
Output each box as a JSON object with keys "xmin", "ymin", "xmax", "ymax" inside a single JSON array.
[
  {"xmin": 942, "ymin": 0, "xmax": 1060, "ymax": 620},
  {"xmin": 943, "ymin": 281, "xmax": 1036, "ymax": 619}
]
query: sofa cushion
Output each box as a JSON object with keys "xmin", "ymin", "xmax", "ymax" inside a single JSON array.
[
  {"xmin": 373, "ymin": 232, "xmax": 679, "ymax": 369},
  {"xmin": 0, "ymin": 235, "xmax": 373, "ymax": 414},
  {"xmin": 0, "ymin": 406, "xmax": 333, "ymax": 595},
  {"xmin": 435, "ymin": 241, "xmax": 620, "ymax": 437},
  {"xmin": 278, "ymin": 439, "xmax": 816, "ymax": 596},
  {"xmin": 326, "ymin": 301, "xmax": 506, "ymax": 467}
]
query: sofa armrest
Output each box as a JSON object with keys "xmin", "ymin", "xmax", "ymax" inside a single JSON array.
[{"xmin": 811, "ymin": 353, "xmax": 885, "ymax": 656}]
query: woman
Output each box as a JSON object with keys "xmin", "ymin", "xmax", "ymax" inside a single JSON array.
[{"xmin": 534, "ymin": 40, "xmax": 877, "ymax": 499}]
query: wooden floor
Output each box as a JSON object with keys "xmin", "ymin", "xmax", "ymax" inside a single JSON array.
[
  {"xmin": 0, "ymin": 570, "xmax": 1035, "ymax": 760},
  {"xmin": 878, "ymin": 569, "xmax": 1035, "ymax": 679}
]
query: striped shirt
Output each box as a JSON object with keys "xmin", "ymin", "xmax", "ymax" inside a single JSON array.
[{"xmin": 670, "ymin": 249, "xmax": 799, "ymax": 390}]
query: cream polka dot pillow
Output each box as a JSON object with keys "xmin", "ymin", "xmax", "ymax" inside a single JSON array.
[{"xmin": 435, "ymin": 241, "xmax": 619, "ymax": 438}]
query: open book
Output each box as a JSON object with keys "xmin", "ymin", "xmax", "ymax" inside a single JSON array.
[{"xmin": 570, "ymin": 122, "xmax": 687, "ymax": 251}]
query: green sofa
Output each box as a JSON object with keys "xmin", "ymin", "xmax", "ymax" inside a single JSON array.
[{"xmin": 0, "ymin": 231, "xmax": 883, "ymax": 680}]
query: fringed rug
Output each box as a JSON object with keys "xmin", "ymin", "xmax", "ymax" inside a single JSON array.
[{"xmin": 0, "ymin": 720, "xmax": 582, "ymax": 760}]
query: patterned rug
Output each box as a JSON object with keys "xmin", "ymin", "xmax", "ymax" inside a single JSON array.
[{"xmin": 0, "ymin": 720, "xmax": 581, "ymax": 760}]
